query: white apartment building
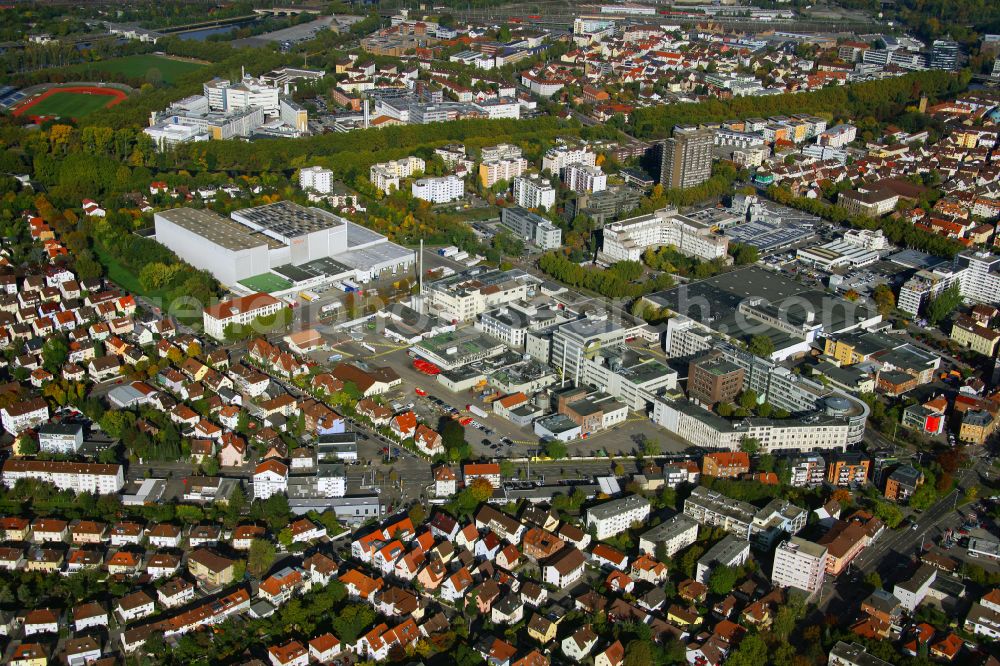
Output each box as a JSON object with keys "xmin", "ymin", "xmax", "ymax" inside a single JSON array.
[
  {"xmin": 512, "ymin": 175, "xmax": 556, "ymax": 211},
  {"xmin": 542, "ymin": 146, "xmax": 596, "ymax": 174},
  {"xmin": 683, "ymin": 485, "xmax": 756, "ymax": 539},
  {"xmin": 639, "ymin": 514, "xmax": 699, "ymax": 557},
  {"xmin": 893, "ymin": 564, "xmax": 937, "ymax": 612},
  {"xmin": 965, "ymin": 602, "xmax": 1000, "ymax": 639},
  {"xmin": 958, "ymin": 251, "xmax": 1000, "ymax": 305},
  {"xmin": 1, "ymin": 397, "xmax": 49, "ymax": 435},
  {"xmin": 602, "ymin": 208, "xmax": 729, "ymax": 262},
  {"xmin": 480, "ymin": 144, "xmax": 523, "ymax": 162},
  {"xmin": 38, "ymin": 424, "xmax": 84, "ymax": 455},
  {"xmin": 480, "ymin": 158, "xmax": 528, "ymax": 187},
  {"xmin": 771, "ymin": 537, "xmax": 827, "ymax": 594},
  {"xmin": 476, "ymin": 304, "xmax": 558, "ymax": 349},
  {"xmin": 2, "ymin": 460, "xmax": 124, "ymax": 494},
  {"xmin": 790, "ymin": 454, "xmax": 826, "ymax": 487},
  {"xmin": 499, "ymin": 207, "xmax": 562, "ymax": 250},
  {"xmin": 585, "ymin": 495, "xmax": 651, "ymax": 540},
  {"xmin": 843, "ymin": 228, "xmax": 891, "ymax": 251},
  {"xmin": 253, "ymin": 460, "xmax": 289, "ymax": 500},
  {"xmin": 299, "ymin": 166, "xmax": 333, "ymax": 194},
  {"xmin": 203, "ymin": 293, "xmax": 284, "ymax": 341},
  {"xmin": 696, "ymin": 534, "xmax": 750, "ymax": 584},
  {"xmin": 733, "ymin": 146, "xmax": 769, "ymax": 167},
  {"xmin": 550, "ymin": 318, "xmax": 627, "ymax": 380},
  {"xmin": 412, "ymin": 175, "xmax": 464, "ymax": 203},
  {"xmin": 899, "ymin": 250, "xmax": 1000, "ymax": 316},
  {"xmin": 818, "ymin": 124, "xmax": 857, "ymax": 148},
  {"xmin": 369, "ymin": 156, "xmax": 426, "ymax": 193},
  {"xmin": 563, "ymin": 163, "xmax": 607, "ymax": 194}
]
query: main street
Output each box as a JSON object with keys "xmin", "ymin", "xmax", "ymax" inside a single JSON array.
[
  {"xmin": 853, "ymin": 488, "xmax": 961, "ymax": 575},
  {"xmin": 853, "ymin": 462, "xmax": 978, "ymax": 575}
]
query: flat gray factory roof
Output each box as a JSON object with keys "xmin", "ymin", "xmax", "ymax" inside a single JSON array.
[
  {"xmin": 647, "ymin": 265, "xmax": 875, "ymax": 340},
  {"xmin": 345, "ymin": 221, "xmax": 385, "ymax": 247},
  {"xmin": 889, "ymin": 249, "xmax": 947, "ymax": 270},
  {"xmin": 272, "ymin": 256, "xmax": 353, "ymax": 284},
  {"xmin": 336, "ymin": 242, "xmax": 413, "ymax": 270},
  {"xmin": 157, "ymin": 207, "xmax": 279, "ymax": 251},
  {"xmin": 231, "ymin": 201, "xmax": 345, "ymax": 238},
  {"xmin": 724, "ymin": 220, "xmax": 816, "ymax": 253}
]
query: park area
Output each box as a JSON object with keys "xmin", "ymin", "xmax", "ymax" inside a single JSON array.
[
  {"xmin": 13, "ymin": 86, "xmax": 128, "ymax": 120},
  {"xmin": 71, "ymin": 54, "xmax": 206, "ymax": 85},
  {"xmin": 240, "ymin": 273, "xmax": 293, "ymax": 293}
]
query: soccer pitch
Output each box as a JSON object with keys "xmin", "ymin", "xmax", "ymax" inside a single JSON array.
[
  {"xmin": 239, "ymin": 273, "xmax": 293, "ymax": 293},
  {"xmin": 24, "ymin": 91, "xmax": 119, "ymax": 118}
]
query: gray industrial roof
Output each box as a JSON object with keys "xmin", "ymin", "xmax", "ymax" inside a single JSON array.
[
  {"xmin": 231, "ymin": 201, "xmax": 345, "ymax": 239},
  {"xmin": 336, "ymin": 242, "xmax": 413, "ymax": 270},
  {"xmin": 157, "ymin": 207, "xmax": 279, "ymax": 251}
]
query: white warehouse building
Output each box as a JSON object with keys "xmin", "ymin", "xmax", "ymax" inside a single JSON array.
[{"xmin": 153, "ymin": 202, "xmax": 413, "ymax": 288}]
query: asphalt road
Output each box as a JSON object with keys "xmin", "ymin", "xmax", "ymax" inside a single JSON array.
[{"xmin": 853, "ymin": 488, "xmax": 961, "ymax": 574}]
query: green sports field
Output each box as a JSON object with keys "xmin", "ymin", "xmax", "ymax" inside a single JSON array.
[
  {"xmin": 240, "ymin": 273, "xmax": 293, "ymax": 293},
  {"xmin": 28, "ymin": 91, "xmax": 119, "ymax": 118},
  {"xmin": 72, "ymin": 54, "xmax": 206, "ymax": 85}
]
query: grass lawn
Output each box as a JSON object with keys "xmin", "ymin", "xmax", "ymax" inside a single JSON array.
[
  {"xmin": 240, "ymin": 273, "xmax": 293, "ymax": 293},
  {"xmin": 27, "ymin": 91, "xmax": 116, "ymax": 118},
  {"xmin": 72, "ymin": 54, "xmax": 206, "ymax": 85},
  {"xmin": 92, "ymin": 241, "xmax": 171, "ymax": 301},
  {"xmin": 453, "ymin": 205, "xmax": 501, "ymax": 222}
]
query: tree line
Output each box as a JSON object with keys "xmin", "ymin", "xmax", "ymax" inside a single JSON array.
[{"xmin": 630, "ymin": 71, "xmax": 970, "ymax": 139}]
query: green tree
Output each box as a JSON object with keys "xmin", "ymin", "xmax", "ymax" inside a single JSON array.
[
  {"xmin": 247, "ymin": 538, "xmax": 276, "ymax": 578},
  {"xmin": 707, "ymin": 564, "xmax": 739, "ymax": 595},
  {"xmin": 225, "ymin": 484, "xmax": 246, "ymax": 525},
  {"xmin": 909, "ymin": 483, "xmax": 938, "ymax": 511},
  {"xmin": 926, "ymin": 283, "xmax": 961, "ymax": 325},
  {"xmin": 624, "ymin": 639, "xmax": 654, "ymax": 666},
  {"xmin": 726, "ymin": 633, "xmax": 769, "ymax": 666},
  {"xmin": 873, "ymin": 284, "xmax": 896, "ymax": 317},
  {"xmin": 544, "ymin": 440, "xmax": 568, "ymax": 460},
  {"xmin": 41, "ymin": 336, "xmax": 69, "ymax": 373},
  {"xmin": 201, "ymin": 457, "xmax": 219, "ymax": 476},
  {"xmin": 257, "ymin": 494, "xmax": 290, "ymax": 531},
  {"xmin": 18, "ymin": 436, "xmax": 39, "ymax": 456},
  {"xmin": 748, "ymin": 335, "xmax": 775, "ymax": 358},
  {"xmin": 871, "ymin": 500, "xmax": 903, "ymax": 528},
  {"xmin": 408, "ymin": 503, "xmax": 427, "ymax": 526},
  {"xmin": 441, "ymin": 419, "xmax": 468, "ymax": 460},
  {"xmin": 772, "ymin": 596, "xmax": 804, "ymax": 641},
  {"xmin": 678, "ymin": 544, "xmax": 705, "ymax": 578},
  {"xmin": 739, "ymin": 437, "xmax": 760, "ymax": 455},
  {"xmin": 332, "ymin": 603, "xmax": 376, "ymax": 643},
  {"xmin": 729, "ymin": 242, "xmax": 759, "ymax": 266}
]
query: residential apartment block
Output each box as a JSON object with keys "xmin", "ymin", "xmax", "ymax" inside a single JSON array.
[
  {"xmin": 585, "ymin": 495, "xmax": 651, "ymax": 540},
  {"xmin": 771, "ymin": 537, "xmax": 827, "ymax": 594},
  {"xmin": 601, "ymin": 208, "xmax": 729, "ymax": 263}
]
